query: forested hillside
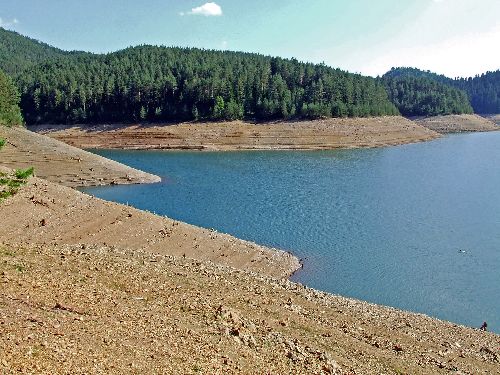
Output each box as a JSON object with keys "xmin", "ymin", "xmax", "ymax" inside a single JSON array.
[
  {"xmin": 383, "ymin": 67, "xmax": 453, "ymax": 84},
  {"xmin": 382, "ymin": 75, "xmax": 473, "ymax": 116},
  {"xmin": 2, "ymin": 28, "xmax": 499, "ymax": 124},
  {"xmin": 16, "ymin": 47, "xmax": 399, "ymax": 124},
  {"xmin": 0, "ymin": 28, "xmax": 80, "ymax": 76},
  {"xmin": 1, "ymin": 28, "xmax": 399, "ymax": 124},
  {"xmin": 384, "ymin": 67, "xmax": 500, "ymax": 114},
  {"xmin": 0, "ymin": 69, "xmax": 23, "ymax": 126},
  {"xmin": 454, "ymin": 71, "xmax": 500, "ymax": 114}
]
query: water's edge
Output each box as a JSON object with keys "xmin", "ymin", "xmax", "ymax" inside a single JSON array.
[{"xmin": 83, "ymin": 133, "xmax": 500, "ymax": 333}]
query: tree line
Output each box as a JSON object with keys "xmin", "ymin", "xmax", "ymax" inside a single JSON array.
[{"xmin": 381, "ymin": 74, "xmax": 473, "ymax": 116}]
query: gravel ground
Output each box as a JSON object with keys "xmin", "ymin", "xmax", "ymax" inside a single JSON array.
[
  {"xmin": 413, "ymin": 115, "xmax": 498, "ymax": 133},
  {"xmin": 1, "ymin": 242, "xmax": 498, "ymax": 374}
]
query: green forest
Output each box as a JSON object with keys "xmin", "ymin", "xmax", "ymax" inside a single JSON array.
[
  {"xmin": 0, "ymin": 68, "xmax": 23, "ymax": 126},
  {"xmin": 381, "ymin": 75, "xmax": 473, "ymax": 116},
  {"xmin": 384, "ymin": 67, "xmax": 500, "ymax": 114},
  {"xmin": 1, "ymin": 27, "xmax": 499, "ymax": 125},
  {"xmin": 15, "ymin": 46, "xmax": 401, "ymax": 124}
]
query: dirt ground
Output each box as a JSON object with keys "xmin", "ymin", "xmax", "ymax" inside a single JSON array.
[
  {"xmin": 1, "ymin": 241, "xmax": 499, "ymax": 374},
  {"xmin": 0, "ymin": 173, "xmax": 299, "ymax": 279},
  {"xmin": 413, "ymin": 114, "xmax": 498, "ymax": 133},
  {"xmin": 30, "ymin": 116, "xmax": 440, "ymax": 151},
  {"xmin": 0, "ymin": 126, "xmax": 160, "ymax": 187},
  {"xmin": 484, "ymin": 114, "xmax": 500, "ymax": 126}
]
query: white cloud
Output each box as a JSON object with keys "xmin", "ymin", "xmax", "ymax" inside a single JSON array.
[
  {"xmin": 182, "ymin": 2, "xmax": 223, "ymax": 17},
  {"xmin": 0, "ymin": 17, "xmax": 19, "ymax": 28}
]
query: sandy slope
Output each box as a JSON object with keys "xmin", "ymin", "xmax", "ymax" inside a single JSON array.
[
  {"xmin": 484, "ymin": 114, "xmax": 500, "ymax": 126},
  {"xmin": 1, "ymin": 241, "xmax": 499, "ymax": 374},
  {"xmin": 0, "ymin": 126, "xmax": 160, "ymax": 187},
  {"xmin": 0, "ymin": 173, "xmax": 299, "ymax": 279},
  {"xmin": 31, "ymin": 116, "xmax": 440, "ymax": 151},
  {"xmin": 413, "ymin": 114, "xmax": 498, "ymax": 133}
]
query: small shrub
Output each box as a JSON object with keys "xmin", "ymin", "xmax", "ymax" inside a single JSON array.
[{"xmin": 15, "ymin": 167, "xmax": 34, "ymax": 180}]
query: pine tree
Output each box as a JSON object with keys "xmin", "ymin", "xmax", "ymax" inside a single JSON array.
[{"xmin": 0, "ymin": 69, "xmax": 23, "ymax": 126}]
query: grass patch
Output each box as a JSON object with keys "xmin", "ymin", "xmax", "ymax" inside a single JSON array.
[
  {"xmin": 0, "ymin": 166, "xmax": 34, "ymax": 204},
  {"xmin": 15, "ymin": 167, "xmax": 34, "ymax": 180}
]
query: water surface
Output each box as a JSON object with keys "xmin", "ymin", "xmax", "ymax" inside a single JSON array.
[{"xmin": 84, "ymin": 133, "xmax": 500, "ymax": 333}]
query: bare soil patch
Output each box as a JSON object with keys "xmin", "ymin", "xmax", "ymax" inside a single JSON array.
[
  {"xmin": 31, "ymin": 116, "xmax": 440, "ymax": 151},
  {"xmin": 1, "ymin": 242, "xmax": 498, "ymax": 374},
  {"xmin": 0, "ymin": 126, "xmax": 160, "ymax": 187},
  {"xmin": 413, "ymin": 115, "xmax": 498, "ymax": 133}
]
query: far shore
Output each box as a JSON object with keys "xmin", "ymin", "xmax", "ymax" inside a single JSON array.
[
  {"xmin": 30, "ymin": 116, "xmax": 441, "ymax": 151},
  {"xmin": 412, "ymin": 114, "xmax": 498, "ymax": 133}
]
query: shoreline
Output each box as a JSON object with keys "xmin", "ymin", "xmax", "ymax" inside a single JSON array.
[
  {"xmin": 2, "ymin": 240, "xmax": 499, "ymax": 373},
  {"xmin": 30, "ymin": 116, "xmax": 441, "ymax": 151},
  {"xmin": 0, "ymin": 126, "xmax": 161, "ymax": 187},
  {"xmin": 412, "ymin": 114, "xmax": 498, "ymax": 133},
  {"xmin": 0, "ymin": 171, "xmax": 300, "ymax": 279},
  {"xmin": 1, "ymin": 123, "xmax": 499, "ymax": 373}
]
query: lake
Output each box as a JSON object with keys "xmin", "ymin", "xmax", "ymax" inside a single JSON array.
[{"xmin": 83, "ymin": 132, "xmax": 500, "ymax": 333}]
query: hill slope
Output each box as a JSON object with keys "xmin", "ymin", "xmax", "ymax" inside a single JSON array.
[
  {"xmin": 2, "ymin": 29, "xmax": 400, "ymax": 124},
  {"xmin": 381, "ymin": 73, "xmax": 473, "ymax": 116},
  {"xmin": 0, "ymin": 68, "xmax": 23, "ymax": 126},
  {"xmin": 15, "ymin": 46, "xmax": 398, "ymax": 124},
  {"xmin": 385, "ymin": 67, "xmax": 500, "ymax": 115},
  {"xmin": 0, "ymin": 28, "xmax": 80, "ymax": 76}
]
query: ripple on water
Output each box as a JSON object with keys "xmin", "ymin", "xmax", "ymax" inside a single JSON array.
[{"xmin": 84, "ymin": 132, "xmax": 500, "ymax": 333}]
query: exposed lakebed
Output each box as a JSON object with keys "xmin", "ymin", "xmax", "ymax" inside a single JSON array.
[{"xmin": 84, "ymin": 132, "xmax": 500, "ymax": 333}]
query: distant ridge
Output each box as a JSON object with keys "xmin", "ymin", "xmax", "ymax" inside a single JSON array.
[
  {"xmin": 0, "ymin": 28, "xmax": 401, "ymax": 124},
  {"xmin": 0, "ymin": 28, "xmax": 89, "ymax": 76},
  {"xmin": 380, "ymin": 70, "xmax": 473, "ymax": 116},
  {"xmin": 384, "ymin": 67, "xmax": 500, "ymax": 114}
]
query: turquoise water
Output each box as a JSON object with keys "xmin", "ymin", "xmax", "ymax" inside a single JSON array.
[{"xmin": 83, "ymin": 132, "xmax": 500, "ymax": 333}]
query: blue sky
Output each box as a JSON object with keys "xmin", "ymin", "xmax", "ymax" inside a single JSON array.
[{"xmin": 1, "ymin": 0, "xmax": 499, "ymax": 77}]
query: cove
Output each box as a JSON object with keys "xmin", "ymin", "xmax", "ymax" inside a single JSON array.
[{"xmin": 83, "ymin": 132, "xmax": 500, "ymax": 333}]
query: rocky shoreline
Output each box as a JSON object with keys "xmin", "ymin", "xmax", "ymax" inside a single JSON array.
[
  {"xmin": 0, "ymin": 173, "xmax": 300, "ymax": 279},
  {"xmin": 413, "ymin": 114, "xmax": 498, "ymax": 133},
  {"xmin": 1, "ymin": 241, "xmax": 498, "ymax": 374},
  {"xmin": 30, "ymin": 116, "xmax": 440, "ymax": 151},
  {"xmin": 1, "ymin": 119, "xmax": 499, "ymax": 373},
  {"xmin": 0, "ymin": 126, "xmax": 160, "ymax": 187}
]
